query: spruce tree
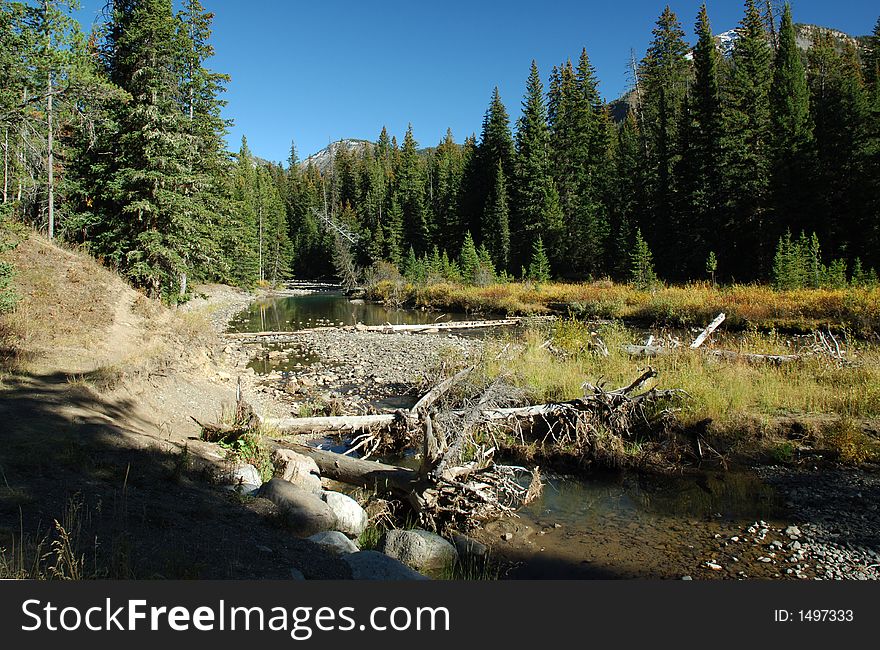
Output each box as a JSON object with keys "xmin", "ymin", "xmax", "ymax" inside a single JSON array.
[
  {"xmin": 769, "ymin": 2, "xmax": 812, "ymax": 240},
  {"xmin": 637, "ymin": 6, "xmax": 690, "ymax": 272},
  {"xmin": 677, "ymin": 4, "xmax": 724, "ymax": 279},
  {"xmin": 527, "ymin": 235, "xmax": 551, "ymax": 282},
  {"xmin": 807, "ymin": 33, "xmax": 870, "ymax": 263},
  {"xmin": 459, "ymin": 230, "xmax": 479, "ymax": 284},
  {"xmin": 550, "ymin": 50, "xmax": 611, "ymax": 278},
  {"xmin": 431, "ymin": 128, "xmax": 464, "ymax": 248},
  {"xmin": 722, "ymin": 0, "xmax": 773, "ymax": 281},
  {"xmin": 482, "ymin": 161, "xmax": 510, "ymax": 270},
  {"xmin": 629, "ymin": 228, "xmax": 659, "ymax": 289},
  {"xmin": 396, "ymin": 124, "xmax": 429, "ymax": 254},
  {"xmin": 513, "ymin": 60, "xmax": 563, "ymax": 271},
  {"xmin": 475, "ymin": 88, "xmax": 515, "ymax": 256},
  {"xmin": 97, "ymin": 0, "xmax": 199, "ymax": 298},
  {"xmin": 608, "ymin": 111, "xmax": 643, "ymax": 279}
]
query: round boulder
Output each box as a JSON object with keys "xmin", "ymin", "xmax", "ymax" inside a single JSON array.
[
  {"xmin": 379, "ymin": 529, "xmax": 458, "ymax": 572},
  {"xmin": 222, "ymin": 463, "xmax": 262, "ymax": 488},
  {"xmin": 321, "ymin": 491, "xmax": 368, "ymax": 538},
  {"xmin": 272, "ymin": 449, "xmax": 322, "ymax": 494},
  {"xmin": 342, "ymin": 551, "xmax": 430, "ymax": 580},
  {"xmin": 257, "ymin": 478, "xmax": 337, "ymax": 537},
  {"xmin": 222, "ymin": 483, "xmax": 261, "ymax": 497},
  {"xmin": 451, "ymin": 532, "xmax": 488, "ymax": 559},
  {"xmin": 308, "ymin": 531, "xmax": 359, "ymax": 556}
]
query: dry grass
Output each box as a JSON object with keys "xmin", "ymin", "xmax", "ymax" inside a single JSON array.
[
  {"xmin": 479, "ymin": 320, "xmax": 880, "ymax": 465},
  {"xmin": 3, "ymin": 236, "xmax": 120, "ymax": 351},
  {"xmin": 368, "ymin": 280, "xmax": 880, "ymax": 334}
]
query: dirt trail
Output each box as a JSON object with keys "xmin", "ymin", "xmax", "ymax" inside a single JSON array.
[{"xmin": 0, "ymin": 235, "xmax": 347, "ymax": 579}]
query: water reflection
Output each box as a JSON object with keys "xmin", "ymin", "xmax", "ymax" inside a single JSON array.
[{"xmin": 228, "ymin": 292, "xmax": 481, "ymax": 333}]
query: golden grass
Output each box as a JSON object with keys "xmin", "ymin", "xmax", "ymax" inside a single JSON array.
[
  {"xmin": 368, "ymin": 280, "xmax": 880, "ymax": 334},
  {"xmin": 482, "ymin": 321, "xmax": 880, "ymax": 435}
]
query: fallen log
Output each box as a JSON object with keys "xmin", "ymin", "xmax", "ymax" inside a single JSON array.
[
  {"xmin": 262, "ymin": 413, "xmax": 404, "ymax": 434},
  {"xmin": 270, "ymin": 441, "xmax": 423, "ymax": 494},
  {"xmin": 223, "ymin": 316, "xmax": 556, "ymax": 339},
  {"xmin": 690, "ymin": 313, "xmax": 726, "ymax": 349},
  {"xmin": 706, "ymin": 350, "xmax": 800, "ymax": 365},
  {"xmin": 410, "ymin": 365, "xmax": 474, "ymax": 414}
]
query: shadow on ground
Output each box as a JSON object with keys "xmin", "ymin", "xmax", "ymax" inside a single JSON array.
[{"xmin": 0, "ymin": 371, "xmax": 348, "ymax": 579}]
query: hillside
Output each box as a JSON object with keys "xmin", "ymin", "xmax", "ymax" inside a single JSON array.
[{"xmin": 0, "ymin": 235, "xmax": 346, "ymax": 578}]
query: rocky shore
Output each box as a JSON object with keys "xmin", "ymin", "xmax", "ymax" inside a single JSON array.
[
  {"xmin": 227, "ymin": 329, "xmax": 483, "ymax": 414},
  {"xmin": 207, "ymin": 290, "xmax": 880, "ymax": 581}
]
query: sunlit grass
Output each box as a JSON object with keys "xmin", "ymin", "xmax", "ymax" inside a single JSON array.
[
  {"xmin": 367, "ymin": 280, "xmax": 880, "ymax": 334},
  {"xmin": 481, "ymin": 320, "xmax": 880, "ymax": 430}
]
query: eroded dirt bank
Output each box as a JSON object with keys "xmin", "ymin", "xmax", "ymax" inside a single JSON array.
[{"xmin": 0, "ymin": 237, "xmax": 347, "ymax": 578}]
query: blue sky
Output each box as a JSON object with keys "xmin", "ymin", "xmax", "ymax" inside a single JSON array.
[{"xmin": 73, "ymin": 1, "xmax": 878, "ymax": 163}]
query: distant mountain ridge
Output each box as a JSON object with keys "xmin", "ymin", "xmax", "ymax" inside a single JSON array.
[
  {"xmin": 299, "ymin": 138, "xmax": 445, "ymax": 172},
  {"xmin": 300, "ymin": 139, "xmax": 373, "ymax": 172}
]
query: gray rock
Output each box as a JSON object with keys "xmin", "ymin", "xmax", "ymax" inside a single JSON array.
[
  {"xmin": 272, "ymin": 449, "xmax": 322, "ymax": 494},
  {"xmin": 222, "ymin": 482, "xmax": 261, "ymax": 497},
  {"xmin": 308, "ymin": 531, "xmax": 359, "ymax": 556},
  {"xmin": 232, "ymin": 463, "xmax": 262, "ymax": 486},
  {"xmin": 321, "ymin": 491, "xmax": 368, "ymax": 538},
  {"xmin": 785, "ymin": 525, "xmax": 802, "ymax": 538},
  {"xmin": 451, "ymin": 532, "xmax": 488, "ymax": 559},
  {"xmin": 343, "ymin": 551, "xmax": 429, "ymax": 580},
  {"xmin": 380, "ymin": 529, "xmax": 458, "ymax": 572},
  {"xmin": 257, "ymin": 479, "xmax": 337, "ymax": 537}
]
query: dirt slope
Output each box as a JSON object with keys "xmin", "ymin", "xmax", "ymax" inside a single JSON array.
[{"xmin": 0, "ymin": 234, "xmax": 345, "ymax": 579}]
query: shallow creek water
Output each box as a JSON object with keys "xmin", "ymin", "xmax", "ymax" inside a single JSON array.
[{"xmin": 231, "ymin": 292, "xmax": 792, "ymax": 579}]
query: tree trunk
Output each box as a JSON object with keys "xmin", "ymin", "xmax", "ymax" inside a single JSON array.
[
  {"xmin": 46, "ymin": 2, "xmax": 54, "ymax": 239},
  {"xmin": 2, "ymin": 127, "xmax": 8, "ymax": 204},
  {"xmin": 271, "ymin": 441, "xmax": 423, "ymax": 494}
]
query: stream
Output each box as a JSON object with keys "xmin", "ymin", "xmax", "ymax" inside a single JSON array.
[{"xmin": 229, "ymin": 291, "xmax": 797, "ymax": 580}]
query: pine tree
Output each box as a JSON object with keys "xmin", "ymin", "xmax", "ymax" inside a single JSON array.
[
  {"xmin": 677, "ymin": 4, "xmax": 724, "ymax": 278},
  {"xmin": 629, "ymin": 228, "xmax": 658, "ymax": 289},
  {"xmin": 482, "ymin": 161, "xmax": 510, "ymax": 270},
  {"xmin": 475, "ymin": 88, "xmax": 515, "ymax": 255},
  {"xmin": 637, "ymin": 6, "xmax": 690, "ymax": 271},
  {"xmin": 396, "ymin": 124, "xmax": 429, "ymax": 254},
  {"xmin": 769, "ymin": 2, "xmax": 812, "ymax": 240},
  {"xmin": 722, "ymin": 0, "xmax": 773, "ymax": 281},
  {"xmin": 527, "ymin": 235, "xmax": 551, "ymax": 282},
  {"xmin": 608, "ymin": 111, "xmax": 643, "ymax": 279},
  {"xmin": 459, "ymin": 230, "xmax": 479, "ymax": 284},
  {"xmin": 807, "ymin": 32, "xmax": 870, "ymax": 263},
  {"xmin": 513, "ymin": 60, "xmax": 563, "ymax": 270},
  {"xmin": 96, "ymin": 0, "xmax": 200, "ymax": 298}
]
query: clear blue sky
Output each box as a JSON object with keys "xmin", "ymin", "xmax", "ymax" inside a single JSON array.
[{"xmin": 73, "ymin": 1, "xmax": 878, "ymax": 164}]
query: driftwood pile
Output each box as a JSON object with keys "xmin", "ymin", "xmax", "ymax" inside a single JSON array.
[
  {"xmin": 622, "ymin": 313, "xmax": 854, "ymax": 367},
  {"xmin": 255, "ymin": 363, "xmax": 684, "ymax": 530}
]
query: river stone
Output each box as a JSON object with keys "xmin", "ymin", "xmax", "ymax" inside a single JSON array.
[
  {"xmin": 273, "ymin": 449, "xmax": 322, "ymax": 494},
  {"xmin": 257, "ymin": 479, "xmax": 337, "ymax": 537},
  {"xmin": 308, "ymin": 531, "xmax": 359, "ymax": 556},
  {"xmin": 222, "ymin": 483, "xmax": 261, "ymax": 497},
  {"xmin": 321, "ymin": 491, "xmax": 368, "ymax": 538},
  {"xmin": 342, "ymin": 551, "xmax": 429, "ymax": 580},
  {"xmin": 231, "ymin": 463, "xmax": 262, "ymax": 487},
  {"xmin": 451, "ymin": 532, "xmax": 487, "ymax": 559},
  {"xmin": 379, "ymin": 529, "xmax": 458, "ymax": 572}
]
